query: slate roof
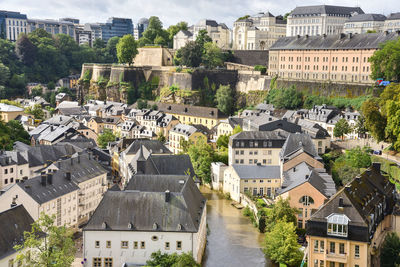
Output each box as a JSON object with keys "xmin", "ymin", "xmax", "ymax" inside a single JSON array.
[
  {"xmin": 295, "ymin": 118, "xmax": 331, "ymax": 138},
  {"xmin": 0, "ymin": 103, "xmax": 24, "ymax": 112},
  {"xmin": 387, "ymin": 12, "xmax": 400, "ymax": 20},
  {"xmin": 84, "ymin": 175, "xmax": 205, "ymax": 233},
  {"xmin": 179, "ymin": 30, "xmax": 193, "ymax": 37},
  {"xmin": 290, "ymin": 5, "xmax": 364, "ymax": 16},
  {"xmin": 124, "ymin": 139, "xmax": 170, "ymax": 155},
  {"xmin": 43, "ymin": 115, "xmax": 74, "ymax": 126},
  {"xmin": 347, "ymin": 13, "xmax": 386, "ymax": 22},
  {"xmin": 280, "ymin": 133, "xmax": 319, "ymax": 159},
  {"xmin": 270, "ymin": 32, "xmax": 400, "ymax": 51},
  {"xmin": 279, "ymin": 162, "xmax": 336, "ymax": 197},
  {"xmin": 197, "ymin": 19, "xmax": 219, "ymax": 27},
  {"xmin": 15, "ymin": 171, "xmax": 79, "ymax": 204},
  {"xmin": 170, "ymin": 123, "xmax": 203, "ymax": 137},
  {"xmin": 232, "ymin": 164, "xmax": 281, "ymax": 179},
  {"xmin": 231, "ymin": 130, "xmax": 289, "ymax": 141},
  {"xmin": 146, "ymin": 102, "xmax": 227, "ymax": 120},
  {"xmin": 144, "ymin": 154, "xmax": 196, "ymax": 179},
  {"xmin": 0, "ymin": 205, "xmax": 34, "ymax": 260},
  {"xmin": 126, "ymin": 174, "xmax": 189, "ymax": 192}
]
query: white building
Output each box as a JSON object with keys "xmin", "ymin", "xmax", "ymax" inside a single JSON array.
[
  {"xmin": 286, "ymin": 5, "xmax": 364, "ymax": 37},
  {"xmin": 83, "ymin": 174, "xmax": 207, "ymax": 266},
  {"xmin": 343, "ymin": 14, "xmax": 386, "ymax": 34},
  {"xmin": 0, "ymin": 11, "xmax": 28, "ymax": 41},
  {"xmin": 383, "ymin": 12, "xmax": 400, "ymax": 33},
  {"xmin": 233, "ymin": 12, "xmax": 286, "ymax": 50}
]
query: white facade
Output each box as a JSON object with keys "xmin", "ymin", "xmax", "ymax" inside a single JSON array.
[
  {"xmin": 383, "ymin": 13, "xmax": 400, "ymax": 33},
  {"xmin": 343, "ymin": 14, "xmax": 386, "ymax": 34},
  {"xmin": 0, "ymin": 157, "xmax": 29, "ymax": 190},
  {"xmin": 5, "ymin": 17, "xmax": 27, "ymax": 41}
]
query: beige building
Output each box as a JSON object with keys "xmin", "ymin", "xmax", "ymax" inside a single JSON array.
[
  {"xmin": 0, "ymin": 151, "xmax": 29, "ymax": 190},
  {"xmin": 269, "ymin": 32, "xmax": 400, "ymax": 85},
  {"xmin": 168, "ymin": 123, "xmax": 207, "ymax": 154},
  {"xmin": 343, "ymin": 14, "xmax": 386, "ymax": 34},
  {"xmin": 233, "ymin": 12, "xmax": 286, "ymax": 50},
  {"xmin": 228, "ymin": 131, "xmax": 288, "ymax": 166},
  {"xmin": 0, "ymin": 103, "xmax": 25, "ymax": 122},
  {"xmin": 223, "ymin": 164, "xmax": 281, "ymax": 202},
  {"xmin": 286, "ymin": 5, "xmax": 364, "ymax": 37},
  {"xmin": 383, "ymin": 12, "xmax": 400, "ymax": 33}
]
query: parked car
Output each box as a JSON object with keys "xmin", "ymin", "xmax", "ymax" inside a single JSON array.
[{"xmin": 373, "ymin": 150, "xmax": 382, "ymax": 155}]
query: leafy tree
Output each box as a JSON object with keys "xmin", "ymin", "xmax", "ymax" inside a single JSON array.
[
  {"xmin": 157, "ymin": 132, "xmax": 166, "ymax": 143},
  {"xmin": 137, "ymin": 99, "xmax": 149, "ymax": 109},
  {"xmin": 369, "ymin": 38, "xmax": 400, "ymax": 81},
  {"xmin": 187, "ymin": 137, "xmax": 215, "ymax": 184},
  {"xmin": 167, "ymin": 21, "xmax": 188, "ymax": 46},
  {"xmin": 140, "ymin": 16, "xmax": 169, "ymax": 47},
  {"xmin": 106, "ymin": 36, "xmax": 120, "ymax": 62},
  {"xmin": 333, "ymin": 118, "xmax": 352, "ymax": 139},
  {"xmin": 5, "ymin": 120, "xmax": 30, "ymax": 146},
  {"xmin": 138, "ymin": 37, "xmax": 152, "ymax": 47},
  {"xmin": 97, "ymin": 129, "xmax": 117, "ymax": 149},
  {"xmin": 216, "ymin": 134, "xmax": 229, "ymax": 149},
  {"xmin": 361, "ymin": 98, "xmax": 387, "ymax": 142},
  {"xmin": 145, "ymin": 251, "xmax": 199, "ymax": 267},
  {"xmin": 264, "ymin": 220, "xmax": 303, "ymax": 266},
  {"xmin": 265, "ymin": 198, "xmax": 298, "ymax": 233},
  {"xmin": 174, "ymin": 41, "xmax": 203, "ymax": 67},
  {"xmin": 381, "ymin": 232, "xmax": 400, "ymax": 267},
  {"xmin": 31, "ymin": 85, "xmax": 43, "ymax": 97},
  {"xmin": 116, "ymin": 35, "xmax": 138, "ymax": 65},
  {"xmin": 93, "ymin": 38, "xmax": 106, "ymax": 49},
  {"xmin": 266, "ymin": 86, "xmax": 303, "ymax": 109},
  {"xmin": 14, "ymin": 213, "xmax": 76, "ymax": 267},
  {"xmin": 354, "ymin": 115, "xmax": 368, "ymax": 138},
  {"xmin": 25, "ymin": 104, "xmax": 45, "ymax": 120},
  {"xmin": 15, "ymin": 33, "xmax": 37, "ymax": 65},
  {"xmin": 215, "ymin": 85, "xmax": 233, "ymax": 115},
  {"xmin": 195, "ymin": 29, "xmax": 212, "ymax": 49},
  {"xmin": 232, "ymin": 125, "xmax": 242, "ymax": 135},
  {"xmin": 0, "ymin": 62, "xmax": 10, "ymax": 85},
  {"xmin": 202, "ymin": 42, "xmax": 224, "ymax": 69},
  {"xmin": 344, "ymin": 147, "xmax": 371, "ymax": 168}
]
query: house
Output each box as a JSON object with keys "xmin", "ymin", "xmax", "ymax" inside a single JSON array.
[
  {"xmin": 303, "ymin": 105, "xmax": 340, "ymax": 140},
  {"xmin": 211, "ymin": 162, "xmax": 228, "ymax": 190},
  {"xmin": 306, "ymin": 163, "xmax": 396, "ymax": 267},
  {"xmin": 83, "ymin": 174, "xmax": 206, "ymax": 266},
  {"xmin": 223, "ymin": 164, "xmax": 281, "ymax": 202},
  {"xmin": 29, "ymin": 124, "xmax": 81, "ymax": 146},
  {"xmin": 228, "ymin": 131, "xmax": 288, "ymax": 165},
  {"xmin": 215, "ymin": 117, "xmax": 243, "ymax": 138},
  {"xmin": 0, "ymin": 205, "xmax": 35, "ymax": 266},
  {"xmin": 383, "ymin": 12, "xmax": 400, "ymax": 32},
  {"xmin": 343, "ymin": 14, "xmax": 386, "ymax": 34},
  {"xmin": 243, "ymin": 115, "xmax": 302, "ymax": 133},
  {"xmin": 293, "ymin": 118, "xmax": 331, "ymax": 154},
  {"xmin": 169, "ymin": 123, "xmax": 208, "ymax": 154},
  {"xmin": 278, "ymin": 162, "xmax": 336, "ymax": 228},
  {"xmin": 55, "ymin": 93, "xmax": 71, "ymax": 106},
  {"xmin": 0, "ymin": 151, "xmax": 29, "ymax": 190},
  {"xmin": 0, "ymin": 103, "xmax": 24, "ymax": 122},
  {"xmin": 280, "ymin": 133, "xmax": 324, "ymax": 172}
]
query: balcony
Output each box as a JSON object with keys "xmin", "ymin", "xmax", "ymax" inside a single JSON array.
[{"xmin": 326, "ymin": 252, "xmax": 348, "ymax": 263}]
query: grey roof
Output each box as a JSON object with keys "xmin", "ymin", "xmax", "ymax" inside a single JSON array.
[
  {"xmin": 387, "ymin": 12, "xmax": 400, "ymax": 20},
  {"xmin": 347, "ymin": 13, "xmax": 386, "ymax": 22},
  {"xmin": 270, "ymin": 32, "xmax": 400, "ymax": 51},
  {"xmin": 232, "ymin": 165, "xmax": 280, "ymax": 179},
  {"xmin": 170, "ymin": 123, "xmax": 202, "ymax": 137},
  {"xmin": 126, "ymin": 174, "xmax": 189, "ymax": 192},
  {"xmin": 43, "ymin": 115, "xmax": 75, "ymax": 126},
  {"xmin": 84, "ymin": 175, "xmax": 205, "ymax": 233},
  {"xmin": 179, "ymin": 30, "xmax": 193, "ymax": 37},
  {"xmin": 280, "ymin": 133, "xmax": 319, "ymax": 159},
  {"xmin": 15, "ymin": 171, "xmax": 79, "ymax": 204},
  {"xmin": 295, "ymin": 118, "xmax": 331, "ymax": 139},
  {"xmin": 197, "ymin": 19, "xmax": 219, "ymax": 27},
  {"xmin": 290, "ymin": 5, "xmax": 364, "ymax": 16},
  {"xmin": 0, "ymin": 205, "xmax": 34, "ymax": 260},
  {"xmin": 0, "ymin": 103, "xmax": 24, "ymax": 112},
  {"xmin": 124, "ymin": 139, "xmax": 170, "ymax": 155},
  {"xmin": 144, "ymin": 154, "xmax": 196, "ymax": 179},
  {"xmin": 279, "ymin": 162, "xmax": 336, "ymax": 197},
  {"xmin": 231, "ymin": 130, "xmax": 288, "ymax": 140}
]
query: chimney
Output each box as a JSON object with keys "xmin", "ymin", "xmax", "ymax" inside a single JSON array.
[
  {"xmin": 77, "ymin": 155, "xmax": 80, "ymax": 164},
  {"xmin": 297, "ymin": 35, "xmax": 300, "ymax": 39},
  {"xmin": 59, "ymin": 117, "xmax": 62, "ymax": 122},
  {"xmin": 340, "ymin": 33, "xmax": 346, "ymax": 39},
  {"xmin": 165, "ymin": 190, "xmax": 170, "ymax": 202},
  {"xmin": 372, "ymin": 162, "xmax": 381, "ymax": 172},
  {"xmin": 41, "ymin": 174, "xmax": 47, "ymax": 186},
  {"xmin": 10, "ymin": 197, "xmax": 17, "ymax": 208},
  {"xmin": 339, "ymin": 197, "xmax": 344, "ymax": 208},
  {"xmin": 305, "ymin": 174, "xmax": 309, "ymax": 179},
  {"xmin": 47, "ymin": 173, "xmax": 53, "ymax": 185},
  {"xmin": 384, "ymin": 31, "xmax": 389, "ymax": 36},
  {"xmin": 70, "ymin": 158, "xmax": 73, "ymax": 165},
  {"xmin": 348, "ymin": 33, "xmax": 353, "ymax": 39},
  {"xmin": 65, "ymin": 172, "xmax": 71, "ymax": 181}
]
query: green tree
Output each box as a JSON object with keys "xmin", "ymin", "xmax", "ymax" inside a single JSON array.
[
  {"xmin": 137, "ymin": 99, "xmax": 149, "ymax": 109},
  {"xmin": 15, "ymin": 33, "xmax": 37, "ymax": 65},
  {"xmin": 333, "ymin": 118, "xmax": 352, "ymax": 140},
  {"xmin": 116, "ymin": 35, "xmax": 138, "ymax": 65},
  {"xmin": 5, "ymin": 120, "xmax": 30, "ymax": 146},
  {"xmin": 0, "ymin": 62, "xmax": 10, "ymax": 85},
  {"xmin": 195, "ymin": 29, "xmax": 212, "ymax": 49},
  {"xmin": 174, "ymin": 41, "xmax": 203, "ymax": 67},
  {"xmin": 369, "ymin": 38, "xmax": 400, "ymax": 81},
  {"xmin": 187, "ymin": 137, "xmax": 215, "ymax": 184},
  {"xmin": 216, "ymin": 134, "xmax": 229, "ymax": 149},
  {"xmin": 354, "ymin": 115, "xmax": 368, "ymax": 138},
  {"xmin": 106, "ymin": 36, "xmax": 120, "ymax": 62},
  {"xmin": 93, "ymin": 38, "xmax": 106, "ymax": 49},
  {"xmin": 232, "ymin": 125, "xmax": 242, "ymax": 135},
  {"xmin": 266, "ymin": 86, "xmax": 303, "ymax": 109},
  {"xmin": 264, "ymin": 220, "xmax": 303, "ymax": 266},
  {"xmin": 202, "ymin": 42, "xmax": 224, "ymax": 69},
  {"xmin": 344, "ymin": 147, "xmax": 371, "ymax": 168},
  {"xmin": 265, "ymin": 198, "xmax": 298, "ymax": 233},
  {"xmin": 381, "ymin": 232, "xmax": 400, "ymax": 267},
  {"xmin": 97, "ymin": 129, "xmax": 117, "ymax": 149},
  {"xmin": 31, "ymin": 85, "xmax": 43, "ymax": 97},
  {"xmin": 14, "ymin": 213, "xmax": 76, "ymax": 267},
  {"xmin": 361, "ymin": 98, "xmax": 387, "ymax": 142},
  {"xmin": 157, "ymin": 132, "xmax": 166, "ymax": 143},
  {"xmin": 215, "ymin": 85, "xmax": 233, "ymax": 115},
  {"xmin": 145, "ymin": 251, "xmax": 199, "ymax": 267},
  {"xmin": 25, "ymin": 104, "xmax": 45, "ymax": 120}
]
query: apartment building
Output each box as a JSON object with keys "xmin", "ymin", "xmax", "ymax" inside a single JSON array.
[
  {"xmin": 0, "ymin": 10, "xmax": 27, "ymax": 41},
  {"xmin": 343, "ymin": 14, "xmax": 386, "ymax": 34},
  {"xmin": 228, "ymin": 131, "xmax": 288, "ymax": 165},
  {"xmin": 83, "ymin": 174, "xmax": 206, "ymax": 266},
  {"xmin": 383, "ymin": 12, "xmax": 400, "ymax": 32},
  {"xmin": 0, "ymin": 151, "xmax": 29, "ymax": 190},
  {"xmin": 169, "ymin": 123, "xmax": 208, "ymax": 154},
  {"xmin": 27, "ymin": 19, "xmax": 75, "ymax": 38},
  {"xmin": 233, "ymin": 12, "xmax": 286, "ymax": 50},
  {"xmin": 306, "ymin": 163, "xmax": 396, "ymax": 267},
  {"xmin": 215, "ymin": 117, "xmax": 243, "ymax": 138},
  {"xmin": 286, "ymin": 5, "xmax": 364, "ymax": 37},
  {"xmin": 279, "ymin": 162, "xmax": 336, "ymax": 228},
  {"xmin": 269, "ymin": 32, "xmax": 400, "ymax": 85},
  {"xmin": 0, "ymin": 103, "xmax": 24, "ymax": 122},
  {"xmin": 223, "ymin": 164, "xmax": 281, "ymax": 202}
]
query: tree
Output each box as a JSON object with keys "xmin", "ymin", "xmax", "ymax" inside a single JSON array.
[
  {"xmin": 174, "ymin": 41, "xmax": 203, "ymax": 67},
  {"xmin": 202, "ymin": 42, "xmax": 224, "ymax": 69},
  {"xmin": 187, "ymin": 137, "xmax": 215, "ymax": 184},
  {"xmin": 232, "ymin": 125, "xmax": 242, "ymax": 135},
  {"xmin": 31, "ymin": 85, "xmax": 43, "ymax": 97},
  {"xmin": 157, "ymin": 132, "xmax": 166, "ymax": 143},
  {"xmin": 106, "ymin": 36, "xmax": 120, "ymax": 62},
  {"xmin": 93, "ymin": 38, "xmax": 106, "ymax": 49},
  {"xmin": 116, "ymin": 35, "xmax": 138, "ymax": 65},
  {"xmin": 216, "ymin": 134, "xmax": 229, "ymax": 149},
  {"xmin": 195, "ymin": 30, "xmax": 212, "ymax": 49},
  {"xmin": 0, "ymin": 62, "xmax": 10, "ymax": 86},
  {"xmin": 264, "ymin": 220, "xmax": 303, "ymax": 266},
  {"xmin": 215, "ymin": 85, "xmax": 233, "ymax": 115},
  {"xmin": 5, "ymin": 120, "xmax": 30, "ymax": 146},
  {"xmin": 344, "ymin": 147, "xmax": 371, "ymax": 168},
  {"xmin": 266, "ymin": 86, "xmax": 303, "ymax": 109},
  {"xmin": 361, "ymin": 98, "xmax": 387, "ymax": 142},
  {"xmin": 333, "ymin": 118, "xmax": 352, "ymax": 140},
  {"xmin": 167, "ymin": 21, "xmax": 188, "ymax": 46},
  {"xmin": 381, "ymin": 232, "xmax": 400, "ymax": 267},
  {"xmin": 15, "ymin": 33, "xmax": 37, "ymax": 65},
  {"xmin": 97, "ymin": 129, "xmax": 117, "ymax": 149},
  {"xmin": 354, "ymin": 115, "xmax": 368, "ymax": 138},
  {"xmin": 369, "ymin": 38, "xmax": 400, "ymax": 81},
  {"xmin": 14, "ymin": 213, "xmax": 76, "ymax": 267},
  {"xmin": 137, "ymin": 99, "xmax": 149, "ymax": 109},
  {"xmin": 265, "ymin": 198, "xmax": 298, "ymax": 232},
  {"xmin": 145, "ymin": 251, "xmax": 199, "ymax": 267},
  {"xmin": 25, "ymin": 104, "xmax": 45, "ymax": 120}
]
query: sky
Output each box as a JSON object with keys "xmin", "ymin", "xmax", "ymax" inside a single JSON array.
[{"xmin": 0, "ymin": 0, "xmax": 397, "ymax": 28}]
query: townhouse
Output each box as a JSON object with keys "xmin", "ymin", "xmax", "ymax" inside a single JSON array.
[
  {"xmin": 169, "ymin": 123, "xmax": 208, "ymax": 154},
  {"xmin": 0, "ymin": 103, "xmax": 24, "ymax": 122}
]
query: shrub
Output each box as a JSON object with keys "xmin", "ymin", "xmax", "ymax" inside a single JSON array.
[
  {"xmin": 254, "ymin": 65, "xmax": 267, "ymax": 74},
  {"xmin": 243, "ymin": 206, "xmax": 252, "ymax": 217}
]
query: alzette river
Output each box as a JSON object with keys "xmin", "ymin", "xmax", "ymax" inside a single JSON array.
[{"xmin": 201, "ymin": 186, "xmax": 276, "ymax": 267}]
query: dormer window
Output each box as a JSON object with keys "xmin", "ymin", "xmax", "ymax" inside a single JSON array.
[{"xmin": 326, "ymin": 213, "xmax": 350, "ymax": 237}]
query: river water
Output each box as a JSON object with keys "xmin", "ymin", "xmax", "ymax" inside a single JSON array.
[{"xmin": 201, "ymin": 186, "xmax": 275, "ymax": 267}]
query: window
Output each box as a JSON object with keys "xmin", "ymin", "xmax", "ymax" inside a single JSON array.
[
  {"xmin": 134, "ymin": 241, "xmax": 138, "ymax": 249},
  {"xmin": 299, "ymin": 196, "xmax": 314, "ymax": 206},
  {"xmin": 339, "ymin": 243, "xmax": 345, "ymax": 254},
  {"xmin": 320, "ymin": 261, "xmax": 324, "ymax": 267},
  {"xmin": 106, "ymin": 241, "xmax": 111, "ymax": 248},
  {"xmin": 151, "ymin": 235, "xmax": 158, "ymax": 241},
  {"xmin": 314, "ymin": 240, "xmax": 319, "ymax": 252},
  {"xmin": 93, "ymin": 257, "xmax": 102, "ymax": 267},
  {"xmin": 177, "ymin": 241, "xmax": 182, "ymax": 250},
  {"xmin": 104, "ymin": 258, "xmax": 113, "ymax": 267},
  {"xmin": 339, "ymin": 264, "xmax": 344, "ymax": 267},
  {"xmin": 10, "ymin": 168, "xmax": 13, "ymax": 173},
  {"xmin": 165, "ymin": 242, "xmax": 170, "ymax": 250},
  {"xmin": 355, "ymin": 245, "xmax": 360, "ymax": 258},
  {"xmin": 140, "ymin": 241, "xmax": 145, "ymax": 249},
  {"xmin": 320, "ymin": 241, "xmax": 324, "ymax": 252},
  {"xmin": 95, "ymin": 241, "xmax": 100, "ymax": 248},
  {"xmin": 330, "ymin": 242, "xmax": 335, "ymax": 254},
  {"xmin": 329, "ymin": 263, "xmax": 334, "ymax": 267},
  {"xmin": 314, "ymin": 260, "xmax": 318, "ymax": 267},
  {"xmin": 121, "ymin": 241, "xmax": 128, "ymax": 248}
]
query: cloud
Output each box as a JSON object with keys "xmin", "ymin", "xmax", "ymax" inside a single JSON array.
[{"xmin": 0, "ymin": 0, "xmax": 396, "ymax": 28}]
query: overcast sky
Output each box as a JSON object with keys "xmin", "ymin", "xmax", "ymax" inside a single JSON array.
[{"xmin": 0, "ymin": 0, "xmax": 396, "ymax": 27}]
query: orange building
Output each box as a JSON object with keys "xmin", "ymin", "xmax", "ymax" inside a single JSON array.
[{"xmin": 269, "ymin": 32, "xmax": 400, "ymax": 85}]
